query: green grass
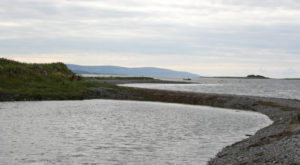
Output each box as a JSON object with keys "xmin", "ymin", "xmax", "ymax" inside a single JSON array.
[
  {"xmin": 252, "ymin": 158, "xmax": 259, "ymax": 163},
  {"xmin": 0, "ymin": 58, "xmax": 118, "ymax": 100},
  {"xmin": 239, "ymin": 162, "xmax": 248, "ymax": 165},
  {"xmin": 255, "ymin": 152, "xmax": 264, "ymax": 156}
]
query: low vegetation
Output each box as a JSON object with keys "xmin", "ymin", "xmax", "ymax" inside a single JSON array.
[
  {"xmin": 0, "ymin": 58, "xmax": 120, "ymax": 100},
  {"xmin": 211, "ymin": 75, "xmax": 269, "ymax": 79},
  {"xmin": 246, "ymin": 74, "xmax": 269, "ymax": 79}
]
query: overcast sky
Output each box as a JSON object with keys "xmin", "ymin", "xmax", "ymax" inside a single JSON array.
[{"xmin": 1, "ymin": 0, "xmax": 300, "ymax": 77}]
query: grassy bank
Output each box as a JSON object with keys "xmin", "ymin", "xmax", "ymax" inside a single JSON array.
[{"xmin": 0, "ymin": 58, "xmax": 123, "ymax": 100}]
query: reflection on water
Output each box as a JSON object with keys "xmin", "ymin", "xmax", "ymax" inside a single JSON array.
[{"xmin": 0, "ymin": 100, "xmax": 271, "ymax": 165}]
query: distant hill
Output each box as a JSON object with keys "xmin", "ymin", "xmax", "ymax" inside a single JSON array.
[{"xmin": 67, "ymin": 64, "xmax": 200, "ymax": 77}]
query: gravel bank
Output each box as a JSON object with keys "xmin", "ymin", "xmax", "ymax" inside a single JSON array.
[{"xmin": 207, "ymin": 96, "xmax": 300, "ymax": 165}]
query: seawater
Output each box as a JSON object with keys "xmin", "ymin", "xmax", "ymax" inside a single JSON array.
[
  {"xmin": 0, "ymin": 100, "xmax": 272, "ymax": 165},
  {"xmin": 121, "ymin": 77, "xmax": 300, "ymax": 100}
]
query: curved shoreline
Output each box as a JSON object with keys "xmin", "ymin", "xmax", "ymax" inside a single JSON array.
[
  {"xmin": 89, "ymin": 86, "xmax": 300, "ymax": 165},
  {"xmin": 128, "ymin": 88, "xmax": 300, "ymax": 164},
  {"xmin": 1, "ymin": 81, "xmax": 299, "ymax": 164}
]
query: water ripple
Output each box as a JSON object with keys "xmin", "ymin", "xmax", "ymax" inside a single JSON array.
[{"xmin": 0, "ymin": 100, "xmax": 272, "ymax": 165}]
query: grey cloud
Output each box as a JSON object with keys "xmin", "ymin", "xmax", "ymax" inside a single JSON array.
[
  {"xmin": 216, "ymin": 0, "xmax": 300, "ymax": 9},
  {"xmin": 0, "ymin": 0, "xmax": 147, "ymax": 22},
  {"xmin": 0, "ymin": 0, "xmax": 60, "ymax": 20},
  {"xmin": 0, "ymin": 37, "xmax": 198, "ymax": 55},
  {"xmin": 0, "ymin": 0, "xmax": 300, "ymax": 77}
]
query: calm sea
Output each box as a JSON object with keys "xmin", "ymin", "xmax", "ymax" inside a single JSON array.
[{"xmin": 121, "ymin": 77, "xmax": 300, "ymax": 100}]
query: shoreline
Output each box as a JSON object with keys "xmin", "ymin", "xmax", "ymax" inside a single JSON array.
[
  {"xmin": 131, "ymin": 88, "xmax": 300, "ymax": 164},
  {"xmin": 87, "ymin": 77, "xmax": 194, "ymax": 84},
  {"xmin": 1, "ymin": 79, "xmax": 299, "ymax": 164}
]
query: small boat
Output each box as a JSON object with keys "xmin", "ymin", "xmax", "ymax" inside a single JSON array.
[{"xmin": 183, "ymin": 78, "xmax": 191, "ymax": 81}]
